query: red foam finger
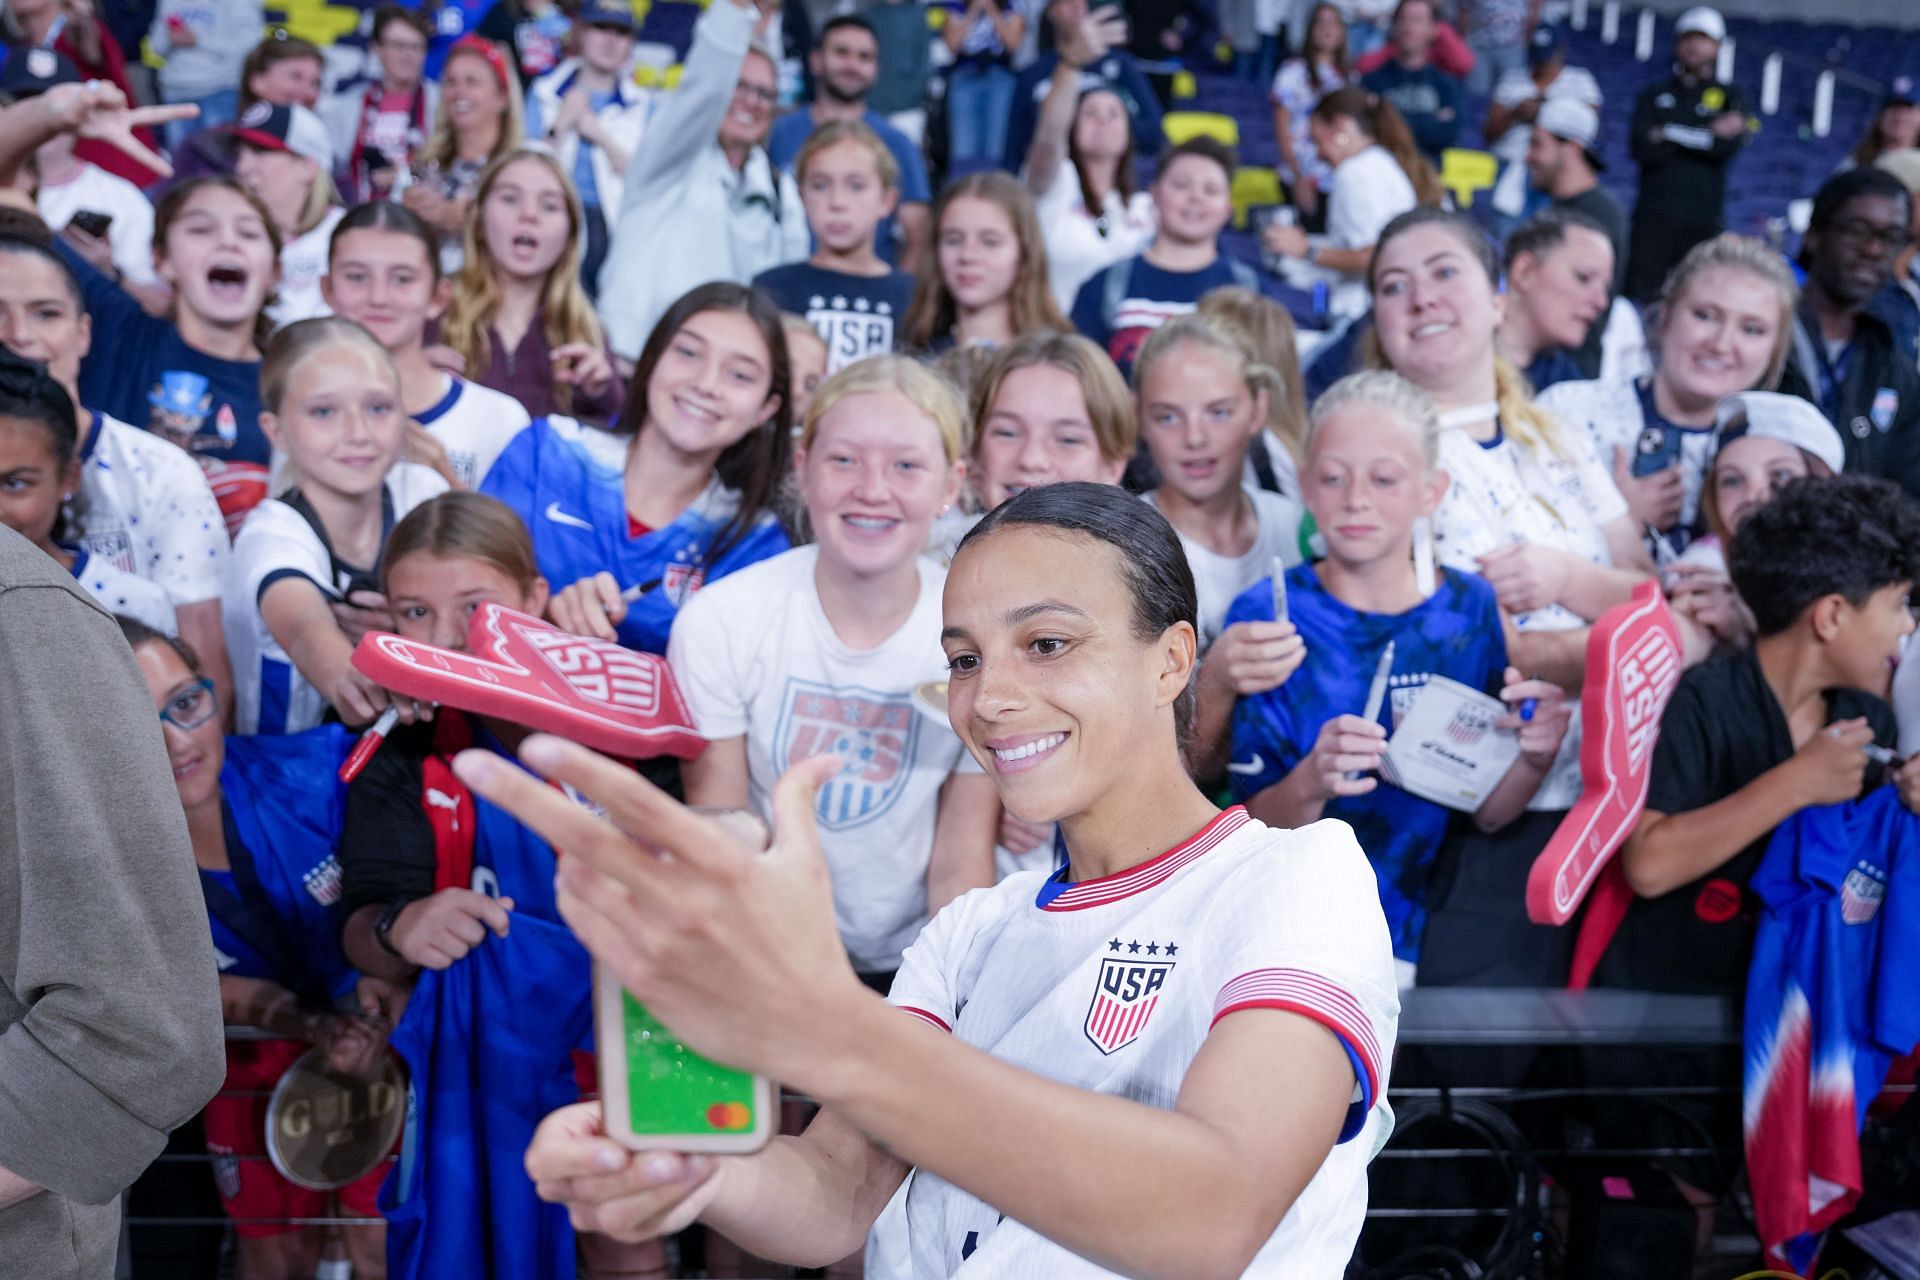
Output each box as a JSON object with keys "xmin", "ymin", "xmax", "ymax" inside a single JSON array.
[{"xmin": 351, "ymin": 603, "xmax": 706, "ymax": 762}]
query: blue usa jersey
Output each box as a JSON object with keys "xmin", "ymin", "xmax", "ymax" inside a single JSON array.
[
  {"xmin": 1743, "ymin": 786, "xmax": 1920, "ymax": 1273},
  {"xmin": 381, "ymin": 913, "xmax": 592, "ymax": 1280},
  {"xmin": 202, "ymin": 727, "xmax": 357, "ymax": 1002},
  {"xmin": 1227, "ymin": 565, "xmax": 1508, "ymax": 963},
  {"xmin": 480, "ymin": 416, "xmax": 790, "ymax": 654}
]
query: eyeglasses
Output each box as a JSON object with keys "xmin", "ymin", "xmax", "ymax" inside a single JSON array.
[
  {"xmin": 1828, "ymin": 219, "xmax": 1912, "ymax": 252},
  {"xmin": 159, "ymin": 678, "xmax": 219, "ymax": 731},
  {"xmin": 733, "ymin": 80, "xmax": 779, "ymax": 106}
]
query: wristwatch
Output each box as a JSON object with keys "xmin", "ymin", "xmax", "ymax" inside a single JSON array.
[{"xmin": 373, "ymin": 898, "xmax": 412, "ymax": 959}]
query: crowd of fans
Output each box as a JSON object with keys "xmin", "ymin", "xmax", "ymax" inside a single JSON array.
[{"xmin": 3, "ymin": 0, "xmax": 1920, "ymax": 1275}]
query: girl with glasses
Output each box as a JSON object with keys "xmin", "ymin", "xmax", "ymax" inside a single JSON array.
[{"xmin": 118, "ymin": 616, "xmax": 392, "ymax": 1280}]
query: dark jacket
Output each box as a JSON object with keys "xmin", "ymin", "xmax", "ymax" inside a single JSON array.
[
  {"xmin": 1628, "ymin": 68, "xmax": 1750, "ymax": 226},
  {"xmin": 1780, "ymin": 304, "xmax": 1920, "ymax": 499},
  {"xmin": 0, "ymin": 527, "xmax": 224, "ymax": 1279}
]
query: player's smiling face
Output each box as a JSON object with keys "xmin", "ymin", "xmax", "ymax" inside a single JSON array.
[
  {"xmin": 942, "ymin": 525, "xmax": 1191, "ymax": 824},
  {"xmin": 798, "ymin": 389, "xmax": 962, "ymax": 578}
]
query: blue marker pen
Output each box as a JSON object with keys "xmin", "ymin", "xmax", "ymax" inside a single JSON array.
[{"xmin": 1519, "ymin": 697, "xmax": 1538, "ymax": 723}]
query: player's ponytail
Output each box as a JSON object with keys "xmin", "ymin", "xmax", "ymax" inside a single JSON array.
[{"xmin": 960, "ymin": 483, "xmax": 1201, "ymax": 761}]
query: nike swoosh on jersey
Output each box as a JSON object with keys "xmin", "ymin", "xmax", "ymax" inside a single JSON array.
[
  {"xmin": 544, "ymin": 501, "xmax": 595, "ymax": 531},
  {"xmin": 1226, "ymin": 754, "xmax": 1266, "ymax": 776}
]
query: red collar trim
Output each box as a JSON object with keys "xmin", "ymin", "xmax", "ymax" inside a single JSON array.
[{"xmin": 1038, "ymin": 807, "xmax": 1250, "ymax": 912}]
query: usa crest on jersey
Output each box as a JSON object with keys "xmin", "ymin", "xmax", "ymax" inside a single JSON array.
[
  {"xmin": 1840, "ymin": 863, "xmax": 1886, "ymax": 925},
  {"xmin": 777, "ymin": 679, "xmax": 918, "ymax": 831},
  {"xmin": 1084, "ymin": 945, "xmax": 1177, "ymax": 1055}
]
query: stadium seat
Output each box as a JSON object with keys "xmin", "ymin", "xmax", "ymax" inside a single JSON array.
[
  {"xmin": 1439, "ymin": 148, "xmax": 1499, "ymax": 209},
  {"xmin": 1162, "ymin": 111, "xmax": 1240, "ymax": 148},
  {"xmin": 1172, "ymin": 71, "xmax": 1198, "ymax": 100},
  {"xmin": 1231, "ymin": 167, "xmax": 1283, "ymax": 230}
]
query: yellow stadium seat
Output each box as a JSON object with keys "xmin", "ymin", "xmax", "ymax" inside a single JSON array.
[
  {"xmin": 927, "ymin": 7, "xmax": 947, "ymax": 30},
  {"xmin": 632, "ymin": 64, "xmax": 660, "ymax": 89},
  {"xmin": 1161, "ymin": 111, "xmax": 1239, "ymax": 148},
  {"xmin": 1171, "ymin": 71, "xmax": 1197, "ymax": 100},
  {"xmin": 663, "ymin": 63, "xmax": 685, "ymax": 90},
  {"xmin": 1439, "ymin": 148, "xmax": 1499, "ymax": 208},
  {"xmin": 1230, "ymin": 167, "xmax": 1283, "ymax": 230}
]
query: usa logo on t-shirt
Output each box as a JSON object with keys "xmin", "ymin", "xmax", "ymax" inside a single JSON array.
[
  {"xmin": 1840, "ymin": 863, "xmax": 1886, "ymax": 925},
  {"xmin": 778, "ymin": 680, "xmax": 918, "ymax": 831}
]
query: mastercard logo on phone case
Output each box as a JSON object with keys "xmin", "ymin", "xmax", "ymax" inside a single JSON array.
[{"xmin": 705, "ymin": 1102, "xmax": 753, "ymax": 1131}]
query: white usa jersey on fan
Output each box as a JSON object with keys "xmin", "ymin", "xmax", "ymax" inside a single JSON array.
[
  {"xmin": 412, "ymin": 374, "xmax": 532, "ymax": 489},
  {"xmin": 224, "ymin": 463, "xmax": 449, "ymax": 735},
  {"xmin": 889, "ymin": 807, "xmax": 1398, "ymax": 1279},
  {"xmin": 72, "ymin": 411, "xmax": 228, "ymax": 606}
]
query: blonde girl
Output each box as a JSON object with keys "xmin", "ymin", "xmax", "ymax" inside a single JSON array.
[
  {"xmin": 1197, "ymin": 284, "xmax": 1310, "ymax": 496},
  {"xmin": 441, "ymin": 146, "xmax": 620, "ymax": 422},
  {"xmin": 1539, "ymin": 233, "xmax": 1798, "ymax": 558},
  {"xmin": 402, "ymin": 34, "xmax": 525, "ymax": 268},
  {"xmin": 670, "ymin": 355, "xmax": 997, "ymax": 986},
  {"xmin": 1229, "ymin": 371, "xmax": 1570, "ymax": 976},
  {"xmin": 902, "ymin": 171, "xmax": 1071, "ymax": 353},
  {"xmin": 1134, "ymin": 312, "xmax": 1309, "ymax": 776},
  {"xmin": 324, "ymin": 201, "xmax": 532, "ymax": 489},
  {"xmin": 230, "ymin": 103, "xmax": 345, "ymax": 326},
  {"xmin": 223, "ymin": 317, "xmax": 448, "ymax": 734}
]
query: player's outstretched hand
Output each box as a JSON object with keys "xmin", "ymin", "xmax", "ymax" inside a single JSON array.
[
  {"xmin": 526, "ymin": 1102, "xmax": 726, "ymax": 1242},
  {"xmin": 453, "ymin": 738, "xmax": 869, "ymax": 1081}
]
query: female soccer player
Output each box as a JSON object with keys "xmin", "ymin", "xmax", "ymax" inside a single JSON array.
[{"xmin": 459, "ymin": 482, "xmax": 1399, "ymax": 1279}]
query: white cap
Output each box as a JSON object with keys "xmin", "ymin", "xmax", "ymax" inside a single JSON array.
[
  {"xmin": 1675, "ymin": 7, "xmax": 1725, "ymax": 42},
  {"xmin": 1536, "ymin": 97, "xmax": 1605, "ymax": 169},
  {"xmin": 1715, "ymin": 391, "xmax": 1846, "ymax": 476}
]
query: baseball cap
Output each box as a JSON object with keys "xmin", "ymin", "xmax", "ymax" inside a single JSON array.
[
  {"xmin": 1529, "ymin": 25, "xmax": 1568, "ymax": 67},
  {"xmin": 1715, "ymin": 391, "xmax": 1846, "ymax": 476},
  {"xmin": 229, "ymin": 101, "xmax": 334, "ymax": 172},
  {"xmin": 1883, "ymin": 76, "xmax": 1917, "ymax": 109},
  {"xmin": 1875, "ymin": 147, "xmax": 1920, "ymax": 197},
  {"xmin": 0, "ymin": 46, "xmax": 80, "ymax": 100},
  {"xmin": 577, "ymin": 0, "xmax": 637, "ymax": 32},
  {"xmin": 1537, "ymin": 97, "xmax": 1606, "ymax": 172},
  {"xmin": 1674, "ymin": 6, "xmax": 1726, "ymax": 42}
]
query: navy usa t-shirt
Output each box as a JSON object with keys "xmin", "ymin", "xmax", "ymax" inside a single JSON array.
[
  {"xmin": 1070, "ymin": 254, "xmax": 1248, "ymax": 379},
  {"xmin": 1227, "ymin": 563, "xmax": 1509, "ymax": 962},
  {"xmin": 753, "ymin": 262, "xmax": 915, "ymax": 374},
  {"xmin": 64, "ymin": 241, "xmax": 270, "ymax": 533}
]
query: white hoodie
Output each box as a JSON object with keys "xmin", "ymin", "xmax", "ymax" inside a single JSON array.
[{"xmin": 597, "ymin": 0, "xmax": 808, "ymax": 358}]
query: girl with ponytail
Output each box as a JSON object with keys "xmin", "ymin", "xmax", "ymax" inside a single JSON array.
[{"xmin": 1261, "ymin": 87, "xmax": 1440, "ymax": 321}]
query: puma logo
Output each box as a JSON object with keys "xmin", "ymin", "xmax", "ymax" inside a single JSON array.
[{"xmin": 426, "ymin": 788, "xmax": 461, "ymax": 813}]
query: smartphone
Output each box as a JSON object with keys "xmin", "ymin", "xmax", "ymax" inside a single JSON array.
[
  {"xmin": 1630, "ymin": 424, "xmax": 1683, "ymax": 477},
  {"xmin": 594, "ymin": 966, "xmax": 776, "ymax": 1153},
  {"xmin": 70, "ymin": 209, "xmax": 112, "ymax": 238}
]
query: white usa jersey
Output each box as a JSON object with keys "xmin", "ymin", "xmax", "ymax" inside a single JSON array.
[
  {"xmin": 889, "ymin": 807, "xmax": 1398, "ymax": 1279},
  {"xmin": 72, "ymin": 411, "xmax": 228, "ymax": 605},
  {"xmin": 412, "ymin": 373, "xmax": 532, "ymax": 490},
  {"xmin": 223, "ymin": 463, "xmax": 448, "ymax": 734}
]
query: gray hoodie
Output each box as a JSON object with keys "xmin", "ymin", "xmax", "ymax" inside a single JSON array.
[{"xmin": 0, "ymin": 526, "xmax": 224, "ymax": 1279}]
